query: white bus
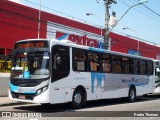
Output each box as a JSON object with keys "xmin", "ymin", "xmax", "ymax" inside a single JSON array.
[{"xmin": 8, "ymin": 39, "xmax": 155, "ymax": 108}]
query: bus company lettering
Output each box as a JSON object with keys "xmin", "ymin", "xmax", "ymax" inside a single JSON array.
[
  {"xmin": 122, "ymin": 77, "xmax": 138, "ymax": 83},
  {"xmin": 68, "ymin": 34, "xmax": 104, "ymax": 48}
]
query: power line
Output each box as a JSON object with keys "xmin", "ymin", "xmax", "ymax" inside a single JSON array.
[
  {"xmin": 128, "ymin": 0, "xmax": 160, "ymax": 19},
  {"xmin": 112, "ymin": 30, "xmax": 159, "ymax": 45},
  {"xmin": 22, "ymin": 0, "xmax": 103, "ymax": 28},
  {"xmin": 133, "ymin": 0, "xmax": 160, "ymax": 17},
  {"xmin": 143, "ymin": 4, "xmax": 160, "ymax": 17},
  {"xmin": 131, "ymin": 0, "xmax": 160, "ymax": 18},
  {"xmin": 118, "ymin": 0, "xmax": 160, "ymax": 23}
]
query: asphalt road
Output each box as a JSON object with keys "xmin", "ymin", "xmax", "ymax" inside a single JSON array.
[{"xmin": 1, "ymin": 94, "xmax": 160, "ymax": 120}]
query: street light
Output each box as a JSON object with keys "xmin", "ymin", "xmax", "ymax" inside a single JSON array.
[
  {"xmin": 86, "ymin": 12, "xmax": 103, "ymax": 27},
  {"xmin": 122, "ymin": 27, "xmax": 139, "ymax": 38},
  {"xmin": 86, "ymin": 12, "xmax": 103, "ymax": 35},
  {"xmin": 122, "ymin": 27, "xmax": 140, "ymax": 56}
]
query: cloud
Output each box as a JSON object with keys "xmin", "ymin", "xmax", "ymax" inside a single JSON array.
[{"xmin": 8, "ymin": 0, "xmax": 24, "ymax": 5}]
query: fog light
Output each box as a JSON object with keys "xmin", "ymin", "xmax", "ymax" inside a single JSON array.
[
  {"xmin": 42, "ymin": 86, "xmax": 48, "ymax": 92},
  {"xmin": 37, "ymin": 89, "xmax": 42, "ymax": 95},
  {"xmin": 36, "ymin": 85, "xmax": 48, "ymax": 95}
]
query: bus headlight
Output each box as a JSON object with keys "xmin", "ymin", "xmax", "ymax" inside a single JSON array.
[{"xmin": 36, "ymin": 85, "xmax": 48, "ymax": 95}]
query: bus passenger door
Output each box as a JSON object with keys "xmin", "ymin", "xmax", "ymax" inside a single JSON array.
[{"xmin": 51, "ymin": 45, "xmax": 70, "ymax": 104}]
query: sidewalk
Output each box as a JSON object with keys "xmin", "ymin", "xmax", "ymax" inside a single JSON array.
[{"xmin": 0, "ymin": 97, "xmax": 27, "ymax": 107}]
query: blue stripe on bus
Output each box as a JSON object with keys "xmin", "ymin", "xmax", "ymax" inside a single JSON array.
[
  {"xmin": 9, "ymin": 83, "xmax": 36, "ymax": 94},
  {"xmin": 89, "ymin": 47, "xmax": 104, "ymax": 52},
  {"xmin": 24, "ymin": 91, "xmax": 36, "ymax": 94},
  {"xmin": 9, "ymin": 83, "xmax": 19, "ymax": 92}
]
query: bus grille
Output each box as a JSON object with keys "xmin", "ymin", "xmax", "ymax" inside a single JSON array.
[{"xmin": 11, "ymin": 92, "xmax": 35, "ymax": 100}]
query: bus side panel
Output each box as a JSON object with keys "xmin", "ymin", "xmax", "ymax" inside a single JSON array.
[
  {"xmin": 49, "ymin": 71, "xmax": 92, "ymax": 104},
  {"xmin": 112, "ymin": 74, "xmax": 152, "ymax": 98}
]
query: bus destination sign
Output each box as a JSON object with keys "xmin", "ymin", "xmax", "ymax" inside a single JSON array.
[{"xmin": 14, "ymin": 41, "xmax": 48, "ymax": 49}]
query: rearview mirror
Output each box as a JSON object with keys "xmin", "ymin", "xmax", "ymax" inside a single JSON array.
[{"xmin": 156, "ymin": 68, "xmax": 160, "ymax": 72}]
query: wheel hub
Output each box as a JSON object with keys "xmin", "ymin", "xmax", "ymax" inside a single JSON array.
[
  {"xmin": 74, "ymin": 93, "xmax": 81, "ymax": 104},
  {"xmin": 130, "ymin": 90, "xmax": 135, "ymax": 100}
]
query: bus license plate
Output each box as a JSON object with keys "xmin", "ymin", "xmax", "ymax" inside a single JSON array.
[{"xmin": 19, "ymin": 95, "xmax": 26, "ymax": 99}]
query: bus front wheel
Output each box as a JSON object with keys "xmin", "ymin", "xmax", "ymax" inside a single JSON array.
[
  {"xmin": 72, "ymin": 88, "xmax": 85, "ymax": 108},
  {"xmin": 128, "ymin": 87, "xmax": 136, "ymax": 102}
]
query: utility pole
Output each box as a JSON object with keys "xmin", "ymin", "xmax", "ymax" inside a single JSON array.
[
  {"xmin": 104, "ymin": 0, "xmax": 116, "ymax": 50},
  {"xmin": 38, "ymin": 0, "xmax": 41, "ymax": 39}
]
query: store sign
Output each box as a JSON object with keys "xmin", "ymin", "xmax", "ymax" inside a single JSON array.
[
  {"xmin": 56, "ymin": 32, "xmax": 104, "ymax": 49},
  {"xmin": 47, "ymin": 21, "xmax": 104, "ymax": 49}
]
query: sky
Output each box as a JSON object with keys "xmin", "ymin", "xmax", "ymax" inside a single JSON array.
[{"xmin": 9, "ymin": 0, "xmax": 160, "ymax": 45}]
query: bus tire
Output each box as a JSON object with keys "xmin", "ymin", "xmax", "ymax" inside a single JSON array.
[
  {"xmin": 128, "ymin": 87, "xmax": 136, "ymax": 103},
  {"xmin": 72, "ymin": 88, "xmax": 85, "ymax": 108}
]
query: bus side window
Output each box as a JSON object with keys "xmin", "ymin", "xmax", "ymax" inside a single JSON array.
[
  {"xmin": 100, "ymin": 54, "xmax": 111, "ymax": 73},
  {"xmin": 73, "ymin": 48, "xmax": 86, "ymax": 71},
  {"xmin": 90, "ymin": 62, "xmax": 98, "ymax": 71},
  {"xmin": 133, "ymin": 59, "xmax": 139, "ymax": 74},
  {"xmin": 87, "ymin": 52, "xmax": 99, "ymax": 72},
  {"xmin": 147, "ymin": 61, "xmax": 153, "ymax": 75},
  {"xmin": 122, "ymin": 57, "xmax": 130, "ymax": 74},
  {"xmin": 139, "ymin": 60, "xmax": 146, "ymax": 75},
  {"xmin": 112, "ymin": 55, "xmax": 122, "ymax": 73}
]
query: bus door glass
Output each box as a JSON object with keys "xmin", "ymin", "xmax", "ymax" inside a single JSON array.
[{"xmin": 51, "ymin": 45, "xmax": 70, "ymax": 82}]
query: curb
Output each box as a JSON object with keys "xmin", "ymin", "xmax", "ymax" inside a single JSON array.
[{"xmin": 0, "ymin": 102, "xmax": 29, "ymax": 107}]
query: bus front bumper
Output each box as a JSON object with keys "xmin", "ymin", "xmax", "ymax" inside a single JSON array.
[{"xmin": 8, "ymin": 89, "xmax": 50, "ymax": 104}]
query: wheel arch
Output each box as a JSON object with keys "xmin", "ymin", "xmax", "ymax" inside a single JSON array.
[{"xmin": 129, "ymin": 85, "xmax": 136, "ymax": 92}]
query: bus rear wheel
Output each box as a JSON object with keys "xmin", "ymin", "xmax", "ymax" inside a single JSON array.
[
  {"xmin": 72, "ymin": 88, "xmax": 85, "ymax": 108},
  {"xmin": 128, "ymin": 87, "xmax": 136, "ymax": 102}
]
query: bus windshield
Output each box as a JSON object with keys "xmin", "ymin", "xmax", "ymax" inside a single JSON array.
[{"xmin": 11, "ymin": 51, "xmax": 49, "ymax": 79}]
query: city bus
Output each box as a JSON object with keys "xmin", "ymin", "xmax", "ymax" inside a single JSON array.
[{"xmin": 8, "ymin": 39, "xmax": 155, "ymax": 108}]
